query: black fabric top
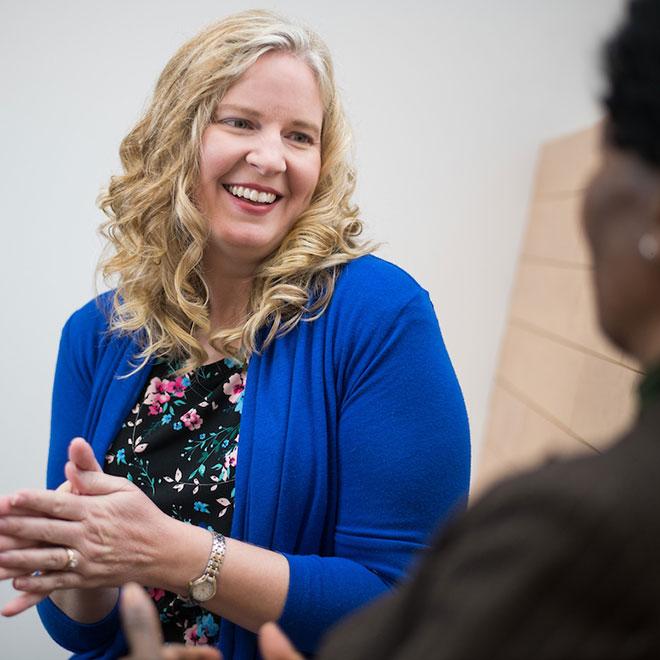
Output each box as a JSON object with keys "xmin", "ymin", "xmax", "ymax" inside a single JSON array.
[{"xmin": 105, "ymin": 357, "xmax": 246, "ymax": 646}]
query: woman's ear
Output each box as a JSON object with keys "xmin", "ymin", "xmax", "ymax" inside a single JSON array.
[{"xmin": 638, "ymin": 173, "xmax": 660, "ymax": 265}]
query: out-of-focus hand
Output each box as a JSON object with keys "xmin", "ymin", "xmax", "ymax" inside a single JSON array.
[
  {"xmin": 120, "ymin": 582, "xmax": 222, "ymax": 660},
  {"xmin": 0, "ymin": 439, "xmax": 175, "ymax": 615},
  {"xmin": 258, "ymin": 622, "xmax": 304, "ymax": 660}
]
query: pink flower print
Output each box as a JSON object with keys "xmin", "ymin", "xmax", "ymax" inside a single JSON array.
[
  {"xmin": 156, "ymin": 391, "xmax": 170, "ymax": 405},
  {"xmin": 147, "ymin": 587, "xmax": 165, "ymax": 602},
  {"xmin": 170, "ymin": 376, "xmax": 187, "ymax": 397},
  {"xmin": 223, "ymin": 373, "xmax": 246, "ymax": 404},
  {"xmin": 144, "ymin": 377, "xmax": 164, "ymax": 406},
  {"xmin": 183, "ymin": 623, "xmax": 207, "ymax": 646},
  {"xmin": 148, "ymin": 402, "xmax": 162, "ymax": 416},
  {"xmin": 224, "ymin": 446, "xmax": 238, "ymax": 469},
  {"xmin": 181, "ymin": 408, "xmax": 203, "ymax": 430}
]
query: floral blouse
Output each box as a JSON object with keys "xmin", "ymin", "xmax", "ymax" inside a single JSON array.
[{"xmin": 105, "ymin": 357, "xmax": 246, "ymax": 646}]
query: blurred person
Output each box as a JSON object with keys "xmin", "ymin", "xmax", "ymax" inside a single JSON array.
[{"xmin": 0, "ymin": 9, "xmax": 469, "ymax": 660}]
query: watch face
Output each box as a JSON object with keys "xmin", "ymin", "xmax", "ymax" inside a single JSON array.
[{"xmin": 191, "ymin": 578, "xmax": 216, "ymax": 602}]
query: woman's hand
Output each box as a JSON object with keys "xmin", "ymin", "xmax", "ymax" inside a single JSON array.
[
  {"xmin": 0, "ymin": 439, "xmax": 179, "ymax": 615},
  {"xmin": 0, "ymin": 441, "xmax": 83, "ymax": 616}
]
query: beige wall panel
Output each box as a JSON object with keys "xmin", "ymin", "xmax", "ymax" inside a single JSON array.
[
  {"xmin": 475, "ymin": 383, "xmax": 593, "ymax": 496},
  {"xmin": 522, "ymin": 195, "xmax": 590, "ymax": 265},
  {"xmin": 620, "ymin": 352, "xmax": 642, "ymax": 372},
  {"xmin": 499, "ymin": 324, "xmax": 585, "ymax": 428},
  {"xmin": 570, "ymin": 355, "xmax": 639, "ymax": 449},
  {"xmin": 480, "ymin": 124, "xmax": 638, "ymax": 495},
  {"xmin": 482, "ymin": 385, "xmax": 527, "ymax": 460},
  {"xmin": 509, "ymin": 262, "xmax": 581, "ymax": 339},
  {"xmin": 509, "ymin": 262, "xmax": 622, "ymax": 363},
  {"xmin": 473, "ymin": 444, "xmax": 515, "ymax": 497},
  {"xmin": 532, "ymin": 123, "xmax": 601, "ymax": 197}
]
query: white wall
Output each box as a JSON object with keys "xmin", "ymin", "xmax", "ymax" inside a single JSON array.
[{"xmin": 0, "ymin": 1, "xmax": 625, "ymax": 657}]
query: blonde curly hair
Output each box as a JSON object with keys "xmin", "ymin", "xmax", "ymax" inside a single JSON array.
[{"xmin": 98, "ymin": 9, "xmax": 372, "ymax": 371}]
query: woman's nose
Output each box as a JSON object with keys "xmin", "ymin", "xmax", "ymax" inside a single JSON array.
[{"xmin": 245, "ymin": 133, "xmax": 286, "ymax": 176}]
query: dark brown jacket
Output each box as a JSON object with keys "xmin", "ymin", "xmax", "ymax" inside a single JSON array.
[{"xmin": 317, "ymin": 401, "xmax": 660, "ymax": 659}]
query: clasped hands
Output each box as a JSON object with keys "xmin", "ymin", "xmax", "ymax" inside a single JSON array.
[
  {"xmin": 0, "ymin": 437, "xmax": 304, "ymax": 660},
  {"xmin": 0, "ymin": 437, "xmax": 171, "ymax": 616}
]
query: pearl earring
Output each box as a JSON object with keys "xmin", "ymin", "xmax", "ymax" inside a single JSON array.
[{"xmin": 639, "ymin": 233, "xmax": 659, "ymax": 261}]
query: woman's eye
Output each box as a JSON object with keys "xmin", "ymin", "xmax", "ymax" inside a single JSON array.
[
  {"xmin": 289, "ymin": 132, "xmax": 314, "ymax": 145},
  {"xmin": 221, "ymin": 118, "xmax": 252, "ymax": 129}
]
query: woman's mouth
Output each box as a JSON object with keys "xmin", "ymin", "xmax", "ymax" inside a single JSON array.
[{"xmin": 223, "ymin": 184, "xmax": 279, "ymax": 205}]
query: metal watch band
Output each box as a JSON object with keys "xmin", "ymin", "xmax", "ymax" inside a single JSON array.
[
  {"xmin": 204, "ymin": 532, "xmax": 226, "ymax": 581},
  {"xmin": 180, "ymin": 531, "xmax": 226, "ymax": 604}
]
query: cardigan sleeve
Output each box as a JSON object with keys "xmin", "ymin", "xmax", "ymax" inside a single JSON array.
[
  {"xmin": 279, "ymin": 287, "xmax": 471, "ymax": 652},
  {"xmin": 37, "ymin": 303, "xmax": 124, "ymax": 657}
]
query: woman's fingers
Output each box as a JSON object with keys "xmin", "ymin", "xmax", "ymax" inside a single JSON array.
[
  {"xmin": 0, "ymin": 535, "xmax": 41, "ymax": 552},
  {"xmin": 67, "ymin": 438, "xmax": 105, "ymax": 495},
  {"xmin": 0, "ymin": 495, "xmax": 48, "ymax": 518},
  {"xmin": 12, "ymin": 569, "xmax": 79, "ymax": 593},
  {"xmin": 120, "ymin": 582, "xmax": 164, "ymax": 659},
  {"xmin": 0, "ymin": 546, "xmax": 73, "ymax": 574},
  {"xmin": 68, "ymin": 437, "xmax": 103, "ymax": 472},
  {"xmin": 5, "ymin": 490, "xmax": 83, "ymax": 521},
  {"xmin": 0, "ymin": 515, "xmax": 77, "ymax": 547},
  {"xmin": 65, "ymin": 462, "xmax": 132, "ymax": 497},
  {"xmin": 1, "ymin": 590, "xmax": 45, "ymax": 617}
]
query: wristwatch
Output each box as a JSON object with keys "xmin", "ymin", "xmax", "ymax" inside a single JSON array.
[{"xmin": 185, "ymin": 531, "xmax": 226, "ymax": 604}]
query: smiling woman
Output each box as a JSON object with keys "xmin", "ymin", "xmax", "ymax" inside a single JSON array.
[
  {"xmin": 198, "ymin": 52, "xmax": 323, "ymax": 273},
  {"xmin": 0, "ymin": 9, "xmax": 470, "ymax": 660}
]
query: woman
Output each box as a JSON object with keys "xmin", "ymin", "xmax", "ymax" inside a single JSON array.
[{"xmin": 0, "ymin": 9, "xmax": 469, "ymax": 660}]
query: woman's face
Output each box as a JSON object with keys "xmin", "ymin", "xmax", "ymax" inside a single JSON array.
[
  {"xmin": 196, "ymin": 51, "xmax": 323, "ymax": 274},
  {"xmin": 583, "ymin": 143, "xmax": 660, "ymax": 355}
]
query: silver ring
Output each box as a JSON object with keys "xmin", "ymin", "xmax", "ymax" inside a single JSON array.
[{"xmin": 64, "ymin": 548, "xmax": 79, "ymax": 570}]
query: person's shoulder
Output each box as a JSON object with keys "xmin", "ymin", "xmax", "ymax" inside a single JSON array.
[
  {"xmin": 64, "ymin": 291, "xmax": 114, "ymax": 336},
  {"xmin": 333, "ymin": 254, "xmax": 428, "ymax": 310},
  {"xmin": 59, "ymin": 291, "xmax": 122, "ymax": 375}
]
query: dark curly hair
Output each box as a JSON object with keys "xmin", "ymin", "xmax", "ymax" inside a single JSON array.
[{"xmin": 604, "ymin": 0, "xmax": 660, "ymax": 167}]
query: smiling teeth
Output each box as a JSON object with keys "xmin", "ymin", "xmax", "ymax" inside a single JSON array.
[{"xmin": 227, "ymin": 185, "xmax": 277, "ymax": 204}]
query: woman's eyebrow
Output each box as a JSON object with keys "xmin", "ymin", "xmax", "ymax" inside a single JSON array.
[
  {"xmin": 216, "ymin": 103, "xmax": 261, "ymax": 117},
  {"xmin": 216, "ymin": 103, "xmax": 321, "ymax": 138}
]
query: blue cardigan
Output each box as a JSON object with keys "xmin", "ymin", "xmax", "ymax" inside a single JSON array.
[{"xmin": 37, "ymin": 255, "xmax": 470, "ymax": 659}]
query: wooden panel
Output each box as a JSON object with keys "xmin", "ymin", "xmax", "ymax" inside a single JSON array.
[
  {"xmin": 570, "ymin": 355, "xmax": 639, "ymax": 449},
  {"xmin": 521, "ymin": 195, "xmax": 590, "ymax": 265},
  {"xmin": 476, "ymin": 383, "xmax": 592, "ymax": 497},
  {"xmin": 509, "ymin": 261, "xmax": 622, "ymax": 363},
  {"xmin": 476, "ymin": 123, "xmax": 641, "ymax": 495},
  {"xmin": 532, "ymin": 123, "xmax": 602, "ymax": 197},
  {"xmin": 498, "ymin": 324, "xmax": 586, "ymax": 429}
]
